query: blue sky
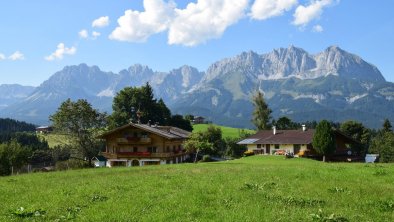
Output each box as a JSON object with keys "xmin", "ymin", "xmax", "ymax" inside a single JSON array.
[{"xmin": 1, "ymin": 0, "xmax": 393, "ymax": 86}]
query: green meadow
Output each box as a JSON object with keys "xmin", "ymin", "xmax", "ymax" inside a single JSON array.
[
  {"xmin": 0, "ymin": 156, "xmax": 393, "ymax": 221},
  {"xmin": 192, "ymin": 124, "xmax": 255, "ymax": 138},
  {"xmin": 38, "ymin": 133, "xmax": 70, "ymax": 148}
]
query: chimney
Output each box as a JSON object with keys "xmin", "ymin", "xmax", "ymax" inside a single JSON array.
[
  {"xmin": 272, "ymin": 126, "xmax": 276, "ymax": 135},
  {"xmin": 302, "ymin": 125, "xmax": 306, "ymax": 132}
]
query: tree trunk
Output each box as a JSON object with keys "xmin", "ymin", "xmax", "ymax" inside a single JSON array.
[
  {"xmin": 322, "ymin": 155, "xmax": 326, "ymax": 162},
  {"xmin": 194, "ymin": 149, "xmax": 199, "ymax": 163}
]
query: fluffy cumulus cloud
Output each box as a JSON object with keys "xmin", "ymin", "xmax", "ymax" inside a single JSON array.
[
  {"xmin": 293, "ymin": 0, "xmax": 334, "ymax": 26},
  {"xmin": 312, "ymin": 24, "xmax": 323, "ymax": 32},
  {"xmin": 249, "ymin": 0, "xmax": 298, "ymax": 20},
  {"xmin": 168, "ymin": 0, "xmax": 249, "ymax": 46},
  {"xmin": 109, "ymin": 0, "xmax": 175, "ymax": 42},
  {"xmin": 109, "ymin": 0, "xmax": 338, "ymax": 46},
  {"xmin": 9, "ymin": 51, "xmax": 25, "ymax": 60},
  {"xmin": 45, "ymin": 43, "xmax": 76, "ymax": 61},
  {"xmin": 0, "ymin": 53, "xmax": 5, "ymax": 60},
  {"xmin": 92, "ymin": 16, "xmax": 110, "ymax": 28},
  {"xmin": 79, "ymin": 29, "xmax": 89, "ymax": 39}
]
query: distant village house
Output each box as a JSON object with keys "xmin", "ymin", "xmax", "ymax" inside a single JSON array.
[
  {"xmin": 99, "ymin": 123, "xmax": 190, "ymax": 167},
  {"xmin": 35, "ymin": 126, "xmax": 53, "ymax": 134},
  {"xmin": 238, "ymin": 125, "xmax": 360, "ymax": 158},
  {"xmin": 193, "ymin": 116, "xmax": 205, "ymax": 124}
]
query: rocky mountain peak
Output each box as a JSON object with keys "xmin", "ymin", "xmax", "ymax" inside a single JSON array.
[{"xmin": 315, "ymin": 45, "xmax": 385, "ymax": 81}]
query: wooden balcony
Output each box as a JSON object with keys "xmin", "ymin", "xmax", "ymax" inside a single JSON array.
[
  {"xmin": 116, "ymin": 137, "xmax": 152, "ymax": 144},
  {"xmin": 102, "ymin": 151, "xmax": 186, "ymax": 159}
]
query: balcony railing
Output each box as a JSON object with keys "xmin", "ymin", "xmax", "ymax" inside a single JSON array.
[
  {"xmin": 102, "ymin": 151, "xmax": 186, "ymax": 159},
  {"xmin": 116, "ymin": 137, "xmax": 152, "ymax": 144}
]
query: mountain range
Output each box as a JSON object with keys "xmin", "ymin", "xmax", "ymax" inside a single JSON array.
[{"xmin": 0, "ymin": 46, "xmax": 393, "ymax": 129}]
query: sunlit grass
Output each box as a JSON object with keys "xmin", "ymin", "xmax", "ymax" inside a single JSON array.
[
  {"xmin": 192, "ymin": 123, "xmax": 255, "ymax": 138},
  {"xmin": 0, "ymin": 156, "xmax": 393, "ymax": 221}
]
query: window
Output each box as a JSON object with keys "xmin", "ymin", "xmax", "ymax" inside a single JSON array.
[
  {"xmin": 166, "ymin": 146, "xmax": 170, "ymax": 152},
  {"xmin": 133, "ymin": 147, "xmax": 138, "ymax": 152},
  {"xmin": 141, "ymin": 132, "xmax": 148, "ymax": 138},
  {"xmin": 148, "ymin": 147, "xmax": 157, "ymax": 153},
  {"xmin": 257, "ymin": 144, "xmax": 261, "ymax": 148},
  {"xmin": 172, "ymin": 146, "xmax": 176, "ymax": 152},
  {"xmin": 275, "ymin": 144, "xmax": 280, "ymax": 149}
]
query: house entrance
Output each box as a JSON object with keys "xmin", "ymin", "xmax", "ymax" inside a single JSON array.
[
  {"xmin": 293, "ymin": 144, "xmax": 301, "ymax": 155},
  {"xmin": 131, "ymin": 159, "xmax": 140, "ymax": 166},
  {"xmin": 266, "ymin": 144, "xmax": 270, "ymax": 154}
]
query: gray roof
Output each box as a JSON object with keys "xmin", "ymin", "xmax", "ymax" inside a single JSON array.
[{"xmin": 98, "ymin": 123, "xmax": 191, "ymax": 140}]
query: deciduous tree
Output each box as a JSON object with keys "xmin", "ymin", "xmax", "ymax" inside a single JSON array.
[
  {"xmin": 370, "ymin": 131, "xmax": 394, "ymax": 162},
  {"xmin": 110, "ymin": 83, "xmax": 172, "ymax": 128},
  {"xmin": 312, "ymin": 120, "xmax": 335, "ymax": 162},
  {"xmin": 50, "ymin": 99, "xmax": 106, "ymax": 165},
  {"xmin": 340, "ymin": 120, "xmax": 370, "ymax": 155},
  {"xmin": 0, "ymin": 140, "xmax": 31, "ymax": 176}
]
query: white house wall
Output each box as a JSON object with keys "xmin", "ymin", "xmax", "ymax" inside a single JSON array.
[{"xmin": 247, "ymin": 144, "xmax": 308, "ymax": 154}]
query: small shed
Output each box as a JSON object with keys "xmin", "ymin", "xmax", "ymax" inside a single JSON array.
[
  {"xmin": 92, "ymin": 156, "xmax": 107, "ymax": 167},
  {"xmin": 193, "ymin": 116, "xmax": 205, "ymax": 124}
]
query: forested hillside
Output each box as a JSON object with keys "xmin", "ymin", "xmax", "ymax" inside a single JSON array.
[{"xmin": 0, "ymin": 118, "xmax": 36, "ymax": 133}]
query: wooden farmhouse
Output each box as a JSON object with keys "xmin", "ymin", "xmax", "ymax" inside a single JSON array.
[
  {"xmin": 99, "ymin": 123, "xmax": 190, "ymax": 167},
  {"xmin": 238, "ymin": 125, "xmax": 360, "ymax": 157}
]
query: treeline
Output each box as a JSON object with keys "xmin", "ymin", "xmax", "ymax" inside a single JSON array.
[
  {"xmin": 0, "ymin": 118, "xmax": 36, "ymax": 133},
  {"xmin": 0, "ymin": 119, "xmax": 75, "ymax": 176}
]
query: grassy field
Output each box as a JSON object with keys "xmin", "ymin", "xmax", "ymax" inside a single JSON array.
[
  {"xmin": 38, "ymin": 133, "xmax": 70, "ymax": 148},
  {"xmin": 0, "ymin": 156, "xmax": 393, "ymax": 221},
  {"xmin": 193, "ymin": 124, "xmax": 255, "ymax": 138}
]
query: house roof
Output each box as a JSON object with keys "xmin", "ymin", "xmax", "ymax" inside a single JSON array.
[
  {"xmin": 36, "ymin": 126, "xmax": 52, "ymax": 130},
  {"xmin": 238, "ymin": 129, "xmax": 315, "ymax": 145},
  {"xmin": 92, "ymin": 155, "xmax": 107, "ymax": 161},
  {"xmin": 98, "ymin": 123, "xmax": 191, "ymax": 140},
  {"xmin": 238, "ymin": 128, "xmax": 361, "ymax": 145}
]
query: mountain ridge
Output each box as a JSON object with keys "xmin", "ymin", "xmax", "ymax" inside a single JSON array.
[{"xmin": 0, "ymin": 46, "xmax": 392, "ymax": 128}]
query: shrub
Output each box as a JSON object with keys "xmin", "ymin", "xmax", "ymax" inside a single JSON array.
[
  {"xmin": 243, "ymin": 150, "xmax": 254, "ymax": 157},
  {"xmin": 200, "ymin": 155, "xmax": 212, "ymax": 162},
  {"xmin": 55, "ymin": 159, "xmax": 91, "ymax": 171}
]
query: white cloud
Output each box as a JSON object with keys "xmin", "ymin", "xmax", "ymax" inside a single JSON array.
[
  {"xmin": 109, "ymin": 0, "xmax": 176, "ymax": 42},
  {"xmin": 92, "ymin": 16, "xmax": 110, "ymax": 28},
  {"xmin": 312, "ymin": 24, "xmax": 323, "ymax": 32},
  {"xmin": 108, "ymin": 0, "xmax": 337, "ymax": 46},
  {"xmin": 45, "ymin": 43, "xmax": 76, "ymax": 61},
  {"xmin": 79, "ymin": 29, "xmax": 89, "ymax": 39},
  {"xmin": 9, "ymin": 51, "xmax": 25, "ymax": 60},
  {"xmin": 293, "ymin": 0, "xmax": 333, "ymax": 26},
  {"xmin": 92, "ymin": 31, "xmax": 101, "ymax": 39},
  {"xmin": 168, "ymin": 0, "xmax": 249, "ymax": 46},
  {"xmin": 250, "ymin": 0, "xmax": 298, "ymax": 20},
  {"xmin": 0, "ymin": 53, "xmax": 5, "ymax": 60}
]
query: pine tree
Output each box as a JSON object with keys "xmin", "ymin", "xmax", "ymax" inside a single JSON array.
[
  {"xmin": 252, "ymin": 91, "xmax": 272, "ymax": 130},
  {"xmin": 383, "ymin": 118, "xmax": 392, "ymax": 132}
]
